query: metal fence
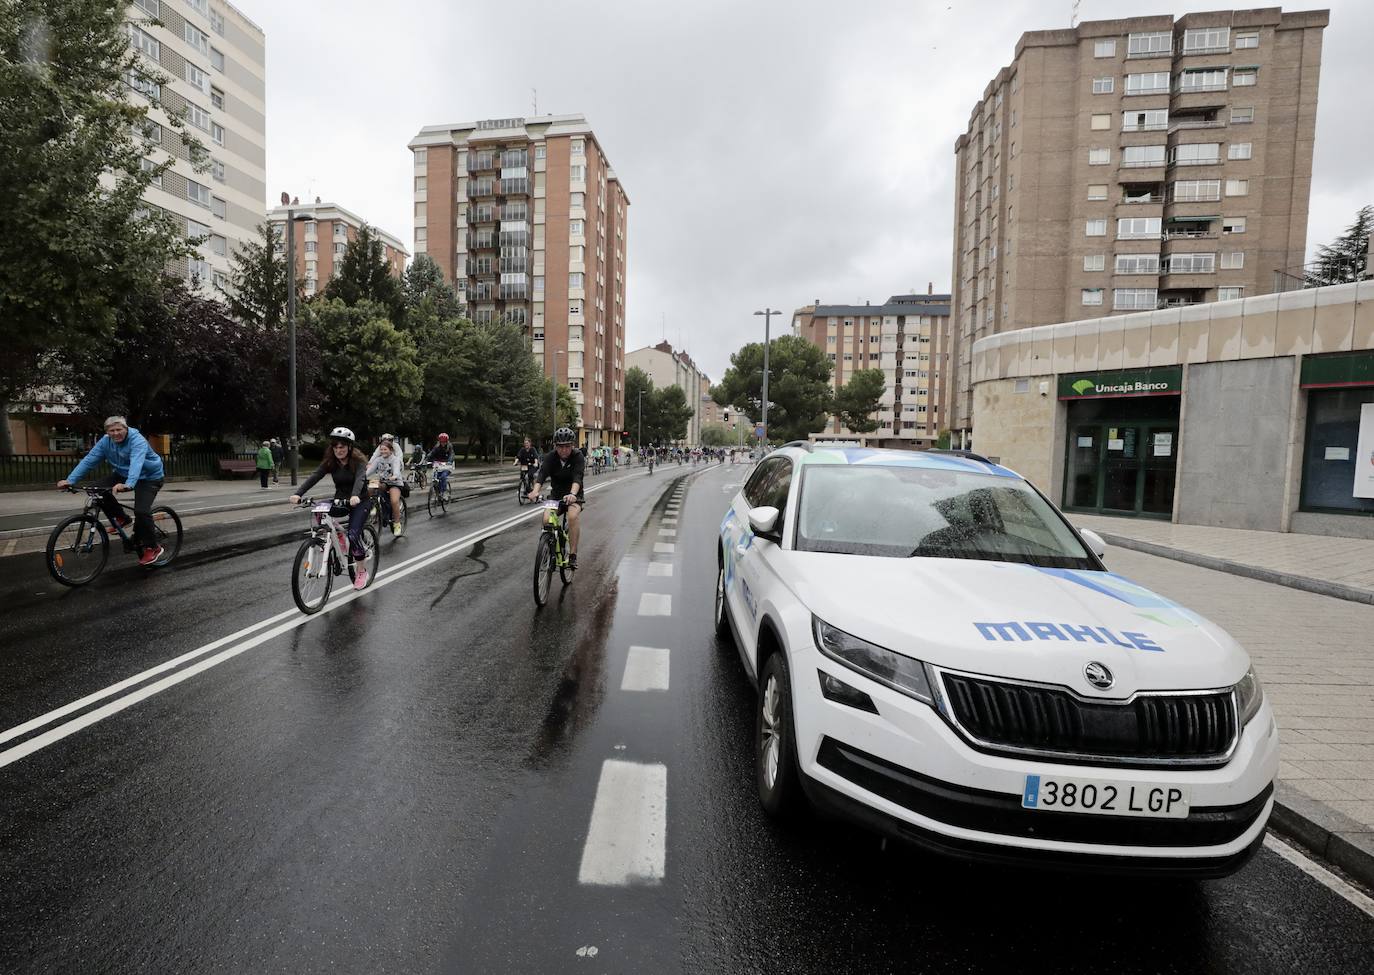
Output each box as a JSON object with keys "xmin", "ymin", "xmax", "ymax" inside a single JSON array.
[{"xmin": 0, "ymin": 452, "xmax": 258, "ymax": 488}]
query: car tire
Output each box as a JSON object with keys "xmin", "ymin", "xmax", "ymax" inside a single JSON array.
[
  {"xmin": 713, "ymin": 552, "xmax": 733, "ymax": 644},
  {"xmin": 756, "ymin": 650, "xmax": 804, "ymax": 819}
]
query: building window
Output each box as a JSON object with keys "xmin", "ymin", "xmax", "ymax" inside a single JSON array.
[
  {"xmin": 570, "ymin": 192, "xmax": 584, "ymax": 209},
  {"xmin": 1122, "ymin": 145, "xmax": 1165, "ymax": 167},
  {"xmin": 1088, "ymin": 147, "xmax": 1110, "ymax": 165},
  {"xmin": 570, "ymin": 164, "xmax": 584, "ymax": 181},
  {"xmin": 1182, "ymin": 27, "xmax": 1229, "ymax": 54},
  {"xmin": 1113, "ymin": 288, "xmax": 1157, "ymax": 310},
  {"xmin": 1164, "ymin": 252, "xmax": 1215, "ymax": 274},
  {"xmin": 1127, "ymin": 31, "xmax": 1172, "ymax": 57},
  {"xmin": 184, "ymin": 102, "xmax": 210, "ymax": 132},
  {"xmin": 568, "ymin": 272, "xmax": 584, "ymax": 289},
  {"xmin": 1084, "ymin": 254, "xmax": 1105, "ymax": 271},
  {"xmin": 1115, "ymin": 253, "xmax": 1160, "ymax": 274},
  {"xmin": 210, "ymin": 86, "xmax": 224, "ymax": 110},
  {"xmin": 1081, "ymin": 289, "xmax": 1105, "ymax": 306},
  {"xmin": 187, "ymin": 219, "xmax": 211, "ymax": 242},
  {"xmin": 184, "ymin": 22, "xmax": 210, "ymax": 55},
  {"xmin": 127, "ymin": 25, "xmax": 160, "ymax": 59},
  {"xmin": 534, "ymin": 144, "xmax": 546, "ymax": 160},
  {"xmin": 1125, "ymin": 72, "xmax": 1169, "ymax": 95},
  {"xmin": 571, "ymin": 138, "xmax": 584, "ymax": 155},
  {"xmin": 1086, "ymin": 219, "xmax": 1107, "ymax": 237},
  {"xmin": 305, "ymin": 241, "xmax": 317, "ymax": 253},
  {"xmin": 210, "ymin": 6, "xmax": 225, "ymax": 34},
  {"xmin": 186, "ymin": 179, "xmax": 211, "ymax": 207},
  {"xmin": 140, "ymin": 157, "xmax": 162, "ymax": 187},
  {"xmin": 1235, "ymin": 31, "xmax": 1259, "ymax": 50},
  {"xmin": 1231, "ymin": 107, "xmax": 1255, "ymax": 124},
  {"xmin": 187, "ymin": 0, "xmax": 209, "ymax": 14},
  {"xmin": 134, "ymin": 0, "xmax": 159, "ymax": 14},
  {"xmin": 415, "ymin": 175, "xmax": 427, "ymax": 192},
  {"xmin": 1222, "ymin": 217, "xmax": 1247, "ymax": 235},
  {"xmin": 1172, "ymin": 179, "xmax": 1220, "ymax": 202},
  {"xmin": 211, "ymin": 196, "xmax": 225, "ymax": 219},
  {"xmin": 569, "ymin": 244, "xmax": 584, "ymax": 263},
  {"xmin": 1093, "ymin": 39, "xmax": 1116, "ymax": 58},
  {"xmin": 211, "ymin": 122, "xmax": 224, "ymax": 145},
  {"xmin": 1087, "ymin": 184, "xmax": 1108, "ymax": 201},
  {"xmin": 1178, "ymin": 68, "xmax": 1228, "ymax": 93},
  {"xmin": 1219, "ymin": 251, "xmax": 1244, "ymax": 269},
  {"xmin": 1092, "ymin": 77, "xmax": 1114, "ymax": 94},
  {"xmin": 1233, "ymin": 69, "xmax": 1257, "ymax": 87},
  {"xmin": 1228, "ymin": 142, "xmax": 1253, "ymax": 160},
  {"xmin": 414, "ymin": 147, "xmax": 427, "ymax": 166},
  {"xmin": 1218, "ymin": 287, "xmax": 1244, "ymax": 301},
  {"xmin": 210, "ymin": 47, "xmax": 224, "ymax": 71},
  {"xmin": 185, "ymin": 63, "xmax": 210, "ymax": 94},
  {"xmin": 332, "ymin": 242, "xmax": 345, "ymax": 255},
  {"xmin": 188, "ymin": 258, "xmax": 211, "ymax": 285},
  {"xmin": 1171, "ymin": 143, "xmax": 1220, "ymax": 165},
  {"xmin": 335, "ymin": 223, "xmax": 348, "ymax": 238},
  {"xmin": 1090, "ymin": 113, "xmax": 1111, "ymax": 131},
  {"xmin": 1224, "ymin": 179, "xmax": 1249, "ymax": 197},
  {"xmin": 209, "ymin": 234, "xmax": 226, "ymax": 256},
  {"xmin": 1116, "ymin": 217, "xmax": 1161, "ymax": 239},
  {"xmin": 1122, "ymin": 109, "xmax": 1167, "ymax": 132}
]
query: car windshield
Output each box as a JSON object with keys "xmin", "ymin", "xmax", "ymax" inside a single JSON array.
[{"xmin": 794, "ymin": 463, "xmax": 1096, "ymax": 568}]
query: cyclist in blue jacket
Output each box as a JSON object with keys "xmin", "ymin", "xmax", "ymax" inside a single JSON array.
[{"xmin": 57, "ymin": 415, "xmax": 167, "ymax": 565}]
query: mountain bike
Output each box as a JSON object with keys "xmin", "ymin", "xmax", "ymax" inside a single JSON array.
[
  {"xmin": 408, "ymin": 460, "xmax": 431, "ymax": 489},
  {"xmin": 290, "ymin": 498, "xmax": 380, "ymax": 614},
  {"xmin": 532, "ymin": 498, "xmax": 575, "ymax": 607},
  {"xmin": 517, "ymin": 464, "xmax": 535, "ymax": 505},
  {"xmin": 46, "ymin": 486, "xmax": 183, "ymax": 587},
  {"xmin": 427, "ymin": 462, "xmax": 453, "ymax": 518},
  {"xmin": 368, "ymin": 478, "xmax": 408, "ymax": 539}
]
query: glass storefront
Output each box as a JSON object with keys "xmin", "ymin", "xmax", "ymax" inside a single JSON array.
[{"xmin": 1299, "ymin": 352, "xmax": 1374, "ymax": 516}]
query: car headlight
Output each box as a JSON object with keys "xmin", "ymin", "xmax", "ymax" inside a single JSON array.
[
  {"xmin": 812, "ymin": 616, "xmax": 935, "ymax": 705},
  {"xmin": 1235, "ymin": 666, "xmax": 1264, "ymax": 726}
]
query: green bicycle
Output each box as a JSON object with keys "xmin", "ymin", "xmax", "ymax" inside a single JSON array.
[{"xmin": 532, "ymin": 498, "xmax": 575, "ymax": 607}]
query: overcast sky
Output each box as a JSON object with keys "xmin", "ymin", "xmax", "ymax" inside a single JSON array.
[{"xmin": 235, "ymin": 0, "xmax": 1373, "ymax": 382}]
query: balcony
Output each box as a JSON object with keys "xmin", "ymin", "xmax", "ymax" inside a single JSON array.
[
  {"xmin": 1169, "ymin": 118, "xmax": 1226, "ymax": 133},
  {"xmin": 499, "ymin": 178, "xmax": 528, "ymax": 196},
  {"xmin": 1163, "ymin": 229, "xmax": 1219, "ymax": 240},
  {"xmin": 1120, "ymin": 192, "xmax": 1164, "ymax": 204},
  {"xmin": 1121, "ymin": 157, "xmax": 1167, "ymax": 169},
  {"xmin": 466, "ymin": 261, "xmax": 496, "ymax": 278},
  {"xmin": 467, "ymin": 231, "xmax": 496, "ymax": 249},
  {"xmin": 468, "ymin": 179, "xmax": 496, "ymax": 197},
  {"xmin": 498, "ymin": 285, "xmax": 528, "ymax": 301},
  {"xmin": 1121, "ymin": 123, "xmax": 1168, "ymax": 133},
  {"xmin": 467, "ymin": 153, "xmax": 499, "ymax": 173},
  {"xmin": 467, "ymin": 207, "xmax": 496, "ymax": 225}
]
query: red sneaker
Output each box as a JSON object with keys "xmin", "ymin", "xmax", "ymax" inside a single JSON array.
[{"xmin": 137, "ymin": 545, "xmax": 164, "ymax": 566}]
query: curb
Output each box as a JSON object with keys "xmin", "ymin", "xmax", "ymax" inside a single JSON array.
[
  {"xmin": 1095, "ymin": 532, "xmax": 1374, "ymax": 606},
  {"xmin": 1269, "ymin": 781, "xmax": 1374, "ymax": 891}
]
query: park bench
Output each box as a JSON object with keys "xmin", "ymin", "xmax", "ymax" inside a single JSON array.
[{"xmin": 216, "ymin": 458, "xmax": 257, "ymax": 478}]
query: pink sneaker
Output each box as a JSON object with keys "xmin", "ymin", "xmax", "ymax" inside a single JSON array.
[{"xmin": 352, "ymin": 566, "xmax": 369, "ymax": 590}]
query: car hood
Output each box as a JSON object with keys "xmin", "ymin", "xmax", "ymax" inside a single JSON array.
[{"xmin": 786, "ymin": 552, "xmax": 1248, "ymax": 699}]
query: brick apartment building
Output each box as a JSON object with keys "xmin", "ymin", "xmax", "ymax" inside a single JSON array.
[
  {"xmin": 950, "ymin": 7, "xmax": 1327, "ymax": 443},
  {"xmin": 268, "ymin": 201, "xmax": 408, "ymax": 298}
]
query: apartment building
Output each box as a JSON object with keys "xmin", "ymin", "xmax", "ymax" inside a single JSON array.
[
  {"xmin": 267, "ymin": 202, "xmax": 408, "ymax": 299},
  {"xmin": 950, "ymin": 7, "xmax": 1328, "ymax": 443},
  {"xmin": 625, "ymin": 341, "xmax": 709, "ymax": 445},
  {"xmin": 126, "ymin": 0, "xmax": 266, "ymax": 295},
  {"xmin": 792, "ymin": 292, "xmax": 952, "ymax": 447},
  {"xmin": 407, "ymin": 115, "xmax": 629, "ymax": 447}
]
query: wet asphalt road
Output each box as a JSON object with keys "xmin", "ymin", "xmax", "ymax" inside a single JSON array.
[{"xmin": 1, "ymin": 461, "xmax": 1372, "ymax": 974}]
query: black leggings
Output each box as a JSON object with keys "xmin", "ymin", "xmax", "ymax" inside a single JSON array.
[{"xmin": 92, "ymin": 473, "xmax": 163, "ymax": 551}]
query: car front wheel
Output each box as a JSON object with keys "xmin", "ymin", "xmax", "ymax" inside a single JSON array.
[
  {"xmin": 756, "ymin": 650, "xmax": 804, "ymax": 818},
  {"xmin": 714, "ymin": 553, "xmax": 733, "ymax": 643}
]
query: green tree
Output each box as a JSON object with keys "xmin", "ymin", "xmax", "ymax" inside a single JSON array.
[
  {"xmin": 303, "ymin": 298, "xmax": 422, "ymax": 437},
  {"xmin": 832, "ymin": 368, "xmax": 885, "ymax": 434},
  {"xmin": 402, "ymin": 253, "xmax": 460, "ymax": 319},
  {"xmin": 712, "ymin": 335, "xmax": 833, "ymax": 442},
  {"xmin": 700, "ymin": 423, "xmax": 734, "ymax": 447},
  {"xmin": 935, "ymin": 429, "xmax": 952, "ymax": 450},
  {"xmin": 647, "ymin": 384, "xmax": 694, "ymax": 444},
  {"xmin": 624, "ymin": 367, "xmax": 655, "ymax": 443},
  {"xmin": 1307, "ymin": 205, "xmax": 1373, "ymax": 286},
  {"xmin": 325, "ymin": 223, "xmax": 405, "ymax": 325},
  {"xmin": 218, "ymin": 223, "xmax": 300, "ymax": 329},
  {"xmin": 0, "ymin": 0, "xmax": 198, "ymax": 453},
  {"xmin": 529, "ymin": 380, "xmax": 579, "ymax": 446}
]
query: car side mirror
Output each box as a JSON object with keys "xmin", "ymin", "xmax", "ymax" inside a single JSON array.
[
  {"xmin": 1079, "ymin": 528, "xmax": 1107, "ymax": 560},
  {"xmin": 748, "ymin": 505, "xmax": 781, "ymax": 541}
]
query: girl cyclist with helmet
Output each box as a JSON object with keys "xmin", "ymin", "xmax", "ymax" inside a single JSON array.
[
  {"xmin": 367, "ymin": 435, "xmax": 407, "ymax": 536},
  {"xmin": 428, "ymin": 432, "xmax": 455, "ymax": 497},
  {"xmin": 290, "ymin": 426, "xmax": 372, "ymax": 589}
]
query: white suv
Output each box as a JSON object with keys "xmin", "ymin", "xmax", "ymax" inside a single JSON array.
[{"xmin": 714, "ymin": 444, "xmax": 1277, "ymax": 876}]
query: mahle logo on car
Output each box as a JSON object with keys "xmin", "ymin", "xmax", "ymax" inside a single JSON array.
[{"xmin": 973, "ymin": 620, "xmax": 1163, "ymax": 652}]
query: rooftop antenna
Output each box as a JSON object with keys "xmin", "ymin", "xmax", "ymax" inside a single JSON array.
[
  {"xmin": 1071, "ymin": 0, "xmax": 1081, "ymax": 28},
  {"xmin": 531, "ymin": 88, "xmax": 538, "ymax": 116}
]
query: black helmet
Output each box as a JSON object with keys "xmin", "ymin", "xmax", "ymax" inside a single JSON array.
[{"xmin": 553, "ymin": 427, "xmax": 575, "ymax": 445}]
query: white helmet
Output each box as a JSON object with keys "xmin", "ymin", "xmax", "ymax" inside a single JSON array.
[{"xmin": 329, "ymin": 426, "xmax": 355, "ymax": 443}]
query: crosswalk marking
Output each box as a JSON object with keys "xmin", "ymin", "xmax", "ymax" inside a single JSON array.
[
  {"xmin": 658, "ymin": 528, "xmax": 676, "ymax": 537},
  {"xmin": 621, "ymin": 646, "xmax": 670, "ymax": 692},
  {"xmin": 638, "ymin": 593, "xmax": 672, "ymax": 616},
  {"xmin": 653, "ymin": 542, "xmax": 675, "ymax": 554},
  {"xmin": 578, "ymin": 761, "xmax": 667, "ymax": 886},
  {"xmin": 647, "ymin": 563, "xmax": 673, "ymax": 577}
]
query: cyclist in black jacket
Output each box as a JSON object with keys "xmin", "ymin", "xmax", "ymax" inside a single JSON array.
[
  {"xmin": 527, "ymin": 427, "xmax": 585, "ymax": 568},
  {"xmin": 290, "ymin": 426, "xmax": 372, "ymax": 589},
  {"xmin": 514, "ymin": 437, "xmax": 539, "ymax": 494}
]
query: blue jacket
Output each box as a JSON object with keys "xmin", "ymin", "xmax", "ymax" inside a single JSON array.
[{"xmin": 67, "ymin": 427, "xmax": 165, "ymax": 487}]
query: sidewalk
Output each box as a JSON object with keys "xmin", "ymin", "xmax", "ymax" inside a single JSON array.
[{"xmin": 1076, "ymin": 513, "xmax": 1374, "ymax": 887}]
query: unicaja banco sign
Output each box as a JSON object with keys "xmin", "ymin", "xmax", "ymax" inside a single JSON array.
[{"xmin": 1058, "ymin": 367, "xmax": 1182, "ymax": 400}]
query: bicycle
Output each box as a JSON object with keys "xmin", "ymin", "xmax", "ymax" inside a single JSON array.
[
  {"xmin": 532, "ymin": 497, "xmax": 575, "ymax": 607},
  {"xmin": 368, "ymin": 478, "xmax": 408, "ymax": 539},
  {"xmin": 408, "ymin": 460, "xmax": 431, "ymax": 490},
  {"xmin": 46, "ymin": 486, "xmax": 183, "ymax": 587},
  {"xmin": 427, "ymin": 462, "xmax": 453, "ymax": 518},
  {"xmin": 517, "ymin": 464, "xmax": 536, "ymax": 505},
  {"xmin": 647, "ymin": 454, "xmax": 655, "ymax": 475},
  {"xmin": 290, "ymin": 497, "xmax": 380, "ymax": 614}
]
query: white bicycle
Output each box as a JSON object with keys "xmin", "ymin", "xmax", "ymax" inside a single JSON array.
[{"xmin": 290, "ymin": 498, "xmax": 380, "ymax": 614}]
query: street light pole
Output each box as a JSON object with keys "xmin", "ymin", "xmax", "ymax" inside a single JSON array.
[
  {"xmin": 753, "ymin": 308, "xmax": 778, "ymax": 447},
  {"xmin": 283, "ymin": 192, "xmax": 299, "ymax": 485},
  {"xmin": 637, "ymin": 389, "xmax": 644, "ymax": 448},
  {"xmin": 551, "ymin": 349, "xmax": 564, "ymax": 443}
]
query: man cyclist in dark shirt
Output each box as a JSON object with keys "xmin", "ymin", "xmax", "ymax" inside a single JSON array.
[
  {"xmin": 527, "ymin": 427, "xmax": 585, "ymax": 568},
  {"xmin": 514, "ymin": 436, "xmax": 539, "ymax": 495}
]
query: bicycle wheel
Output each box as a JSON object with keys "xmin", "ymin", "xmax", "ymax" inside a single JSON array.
[
  {"xmin": 292, "ymin": 538, "xmax": 333, "ymax": 614},
  {"xmin": 396, "ymin": 497, "xmax": 408, "ymax": 537},
  {"xmin": 559, "ymin": 532, "xmax": 575, "ymax": 586},
  {"xmin": 517, "ymin": 476, "xmax": 528, "ymax": 505},
  {"xmin": 46, "ymin": 514, "xmax": 109, "ymax": 587},
  {"xmin": 349, "ymin": 525, "xmax": 380, "ymax": 588},
  {"xmin": 146, "ymin": 506, "xmax": 183, "ymax": 568},
  {"xmin": 427, "ymin": 484, "xmax": 439, "ymax": 518},
  {"xmin": 532, "ymin": 532, "xmax": 555, "ymax": 606}
]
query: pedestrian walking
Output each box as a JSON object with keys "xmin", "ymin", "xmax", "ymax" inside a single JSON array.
[
  {"xmin": 256, "ymin": 440, "xmax": 274, "ymax": 489},
  {"xmin": 270, "ymin": 438, "xmax": 284, "ymax": 483}
]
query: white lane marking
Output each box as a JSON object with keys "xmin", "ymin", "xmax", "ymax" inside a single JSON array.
[
  {"xmin": 1264, "ymin": 834, "xmax": 1374, "ymax": 918},
  {"xmin": 658, "ymin": 529, "xmax": 676, "ymax": 537},
  {"xmin": 653, "ymin": 542, "xmax": 675, "ymax": 554},
  {"xmin": 647, "ymin": 563, "xmax": 673, "ymax": 577},
  {"xmin": 638, "ymin": 593, "xmax": 672, "ymax": 617},
  {"xmin": 578, "ymin": 760, "xmax": 667, "ymax": 886},
  {"xmin": 621, "ymin": 646, "xmax": 670, "ymax": 692},
  {"xmin": 0, "ymin": 478, "xmax": 633, "ymax": 769}
]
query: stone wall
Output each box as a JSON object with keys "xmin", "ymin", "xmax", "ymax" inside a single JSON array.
[{"xmin": 972, "ymin": 375, "xmax": 1061, "ymax": 491}]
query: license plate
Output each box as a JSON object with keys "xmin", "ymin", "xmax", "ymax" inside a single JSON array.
[{"xmin": 1022, "ymin": 774, "xmax": 1190, "ymax": 819}]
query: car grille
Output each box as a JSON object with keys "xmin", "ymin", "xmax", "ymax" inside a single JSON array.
[{"xmin": 938, "ymin": 671, "xmax": 1238, "ymax": 767}]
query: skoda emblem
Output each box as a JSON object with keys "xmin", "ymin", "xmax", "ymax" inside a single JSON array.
[{"xmin": 1083, "ymin": 661, "xmax": 1114, "ymax": 690}]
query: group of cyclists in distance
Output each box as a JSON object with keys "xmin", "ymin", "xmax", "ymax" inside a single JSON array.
[{"xmin": 57, "ymin": 413, "xmax": 748, "ymax": 594}]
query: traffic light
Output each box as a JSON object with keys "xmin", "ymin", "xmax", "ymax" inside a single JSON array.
[{"xmin": 723, "ymin": 409, "xmax": 730, "ymax": 422}]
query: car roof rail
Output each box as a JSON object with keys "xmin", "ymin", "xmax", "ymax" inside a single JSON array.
[
  {"xmin": 779, "ymin": 440, "xmax": 813, "ymax": 452},
  {"xmin": 928, "ymin": 448, "xmax": 996, "ymax": 465}
]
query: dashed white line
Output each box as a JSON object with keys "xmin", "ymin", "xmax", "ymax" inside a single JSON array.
[
  {"xmin": 647, "ymin": 563, "xmax": 673, "ymax": 577},
  {"xmin": 578, "ymin": 760, "xmax": 667, "ymax": 886},
  {"xmin": 653, "ymin": 542, "xmax": 675, "ymax": 554},
  {"xmin": 621, "ymin": 646, "xmax": 670, "ymax": 692},
  {"xmin": 638, "ymin": 593, "xmax": 672, "ymax": 616},
  {"xmin": 658, "ymin": 529, "xmax": 676, "ymax": 537}
]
